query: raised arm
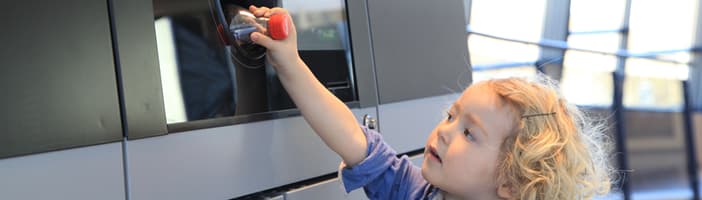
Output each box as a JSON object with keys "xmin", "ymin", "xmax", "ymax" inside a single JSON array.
[{"xmin": 248, "ymin": 6, "xmax": 367, "ymax": 166}]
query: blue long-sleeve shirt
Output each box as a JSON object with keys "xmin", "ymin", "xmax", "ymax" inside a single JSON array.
[{"xmin": 339, "ymin": 126, "xmax": 440, "ymax": 200}]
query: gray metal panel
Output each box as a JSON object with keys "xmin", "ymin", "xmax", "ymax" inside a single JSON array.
[
  {"xmin": 346, "ymin": 0, "xmax": 379, "ymax": 108},
  {"xmin": 285, "ymin": 178, "xmax": 368, "ymax": 200},
  {"xmin": 464, "ymin": 0, "xmax": 472, "ymax": 24},
  {"xmin": 127, "ymin": 107, "xmax": 376, "ymax": 199},
  {"xmin": 0, "ymin": 143, "xmax": 125, "ymax": 200},
  {"xmin": 0, "ymin": 0, "xmax": 122, "ymax": 158},
  {"xmin": 368, "ymin": 0, "xmax": 470, "ymax": 104},
  {"xmin": 284, "ymin": 156, "xmax": 424, "ymax": 200},
  {"xmin": 378, "ymin": 94, "xmax": 460, "ymax": 154},
  {"xmin": 112, "ymin": 0, "xmax": 168, "ymax": 139}
]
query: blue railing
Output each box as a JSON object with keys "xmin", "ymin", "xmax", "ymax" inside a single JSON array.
[
  {"xmin": 569, "ymin": 28, "xmax": 625, "ymax": 35},
  {"xmin": 472, "ymin": 61, "xmax": 536, "ymax": 71},
  {"xmin": 467, "ymin": 25, "xmax": 696, "ymax": 65}
]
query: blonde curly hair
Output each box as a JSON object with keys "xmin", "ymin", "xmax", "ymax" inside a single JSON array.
[{"xmin": 487, "ymin": 76, "xmax": 614, "ymax": 199}]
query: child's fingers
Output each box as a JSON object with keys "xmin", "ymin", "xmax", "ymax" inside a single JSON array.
[
  {"xmin": 249, "ymin": 6, "xmax": 288, "ymax": 18},
  {"xmin": 250, "ymin": 32, "xmax": 275, "ymax": 49},
  {"xmin": 248, "ymin": 5, "xmax": 259, "ymax": 14},
  {"xmin": 268, "ymin": 7, "xmax": 288, "ymax": 17},
  {"xmin": 249, "ymin": 6, "xmax": 294, "ymax": 35},
  {"xmin": 249, "ymin": 5, "xmax": 270, "ymax": 17}
]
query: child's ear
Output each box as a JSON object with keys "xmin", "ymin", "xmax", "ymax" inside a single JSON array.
[{"xmin": 497, "ymin": 182, "xmax": 514, "ymax": 199}]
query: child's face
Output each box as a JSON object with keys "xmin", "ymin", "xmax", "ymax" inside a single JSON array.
[{"xmin": 422, "ymin": 82, "xmax": 516, "ymax": 199}]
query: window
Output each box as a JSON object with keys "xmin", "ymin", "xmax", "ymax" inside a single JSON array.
[
  {"xmin": 568, "ymin": 0, "xmax": 626, "ymax": 33},
  {"xmin": 470, "ymin": 0, "xmax": 546, "ymax": 40},
  {"xmin": 468, "ymin": 0, "xmax": 546, "ymax": 69},
  {"xmin": 560, "ymin": 0, "xmax": 626, "ymax": 106},
  {"xmin": 628, "ymin": 0, "xmax": 698, "ymax": 56},
  {"xmin": 473, "ymin": 66, "xmax": 537, "ymax": 83},
  {"xmin": 567, "ymin": 33, "xmax": 621, "ymax": 53},
  {"xmin": 561, "ymin": 51, "xmax": 616, "ymax": 106},
  {"xmin": 623, "ymin": 59, "xmax": 688, "ymax": 109},
  {"xmin": 561, "ymin": 0, "xmax": 696, "ymax": 108},
  {"xmin": 621, "ymin": 0, "xmax": 698, "ymax": 108}
]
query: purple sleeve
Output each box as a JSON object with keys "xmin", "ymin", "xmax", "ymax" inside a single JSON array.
[{"xmin": 339, "ymin": 126, "xmax": 429, "ymax": 199}]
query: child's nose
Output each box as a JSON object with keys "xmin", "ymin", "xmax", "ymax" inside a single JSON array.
[{"xmin": 437, "ymin": 125, "xmax": 453, "ymax": 145}]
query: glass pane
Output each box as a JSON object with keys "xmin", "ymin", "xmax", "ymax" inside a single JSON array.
[
  {"xmin": 469, "ymin": 0, "xmax": 546, "ymax": 40},
  {"xmin": 623, "ymin": 76, "xmax": 684, "ymax": 109},
  {"xmin": 473, "ymin": 66, "xmax": 537, "ymax": 82},
  {"xmin": 468, "ymin": 35, "xmax": 540, "ymax": 65},
  {"xmin": 567, "ymin": 33, "xmax": 621, "ymax": 53},
  {"xmin": 563, "ymin": 51, "xmax": 617, "ymax": 72},
  {"xmin": 569, "ymin": 0, "xmax": 627, "ymax": 32},
  {"xmin": 468, "ymin": 0, "xmax": 546, "ymax": 66},
  {"xmin": 654, "ymin": 52, "xmax": 693, "ymax": 64},
  {"xmin": 560, "ymin": 69, "xmax": 614, "ymax": 106},
  {"xmin": 154, "ymin": 0, "xmax": 356, "ymax": 124},
  {"xmin": 625, "ymin": 58, "xmax": 689, "ymax": 80},
  {"xmin": 561, "ymin": 51, "xmax": 616, "ymax": 106},
  {"xmin": 283, "ymin": 0, "xmax": 348, "ymax": 51},
  {"xmin": 623, "ymin": 58, "xmax": 687, "ymax": 109},
  {"xmin": 628, "ymin": 0, "xmax": 698, "ymax": 52}
]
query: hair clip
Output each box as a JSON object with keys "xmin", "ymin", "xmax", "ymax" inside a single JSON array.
[{"xmin": 521, "ymin": 112, "xmax": 556, "ymax": 118}]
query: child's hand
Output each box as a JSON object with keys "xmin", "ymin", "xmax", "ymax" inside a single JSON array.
[{"xmin": 248, "ymin": 5, "xmax": 300, "ymax": 72}]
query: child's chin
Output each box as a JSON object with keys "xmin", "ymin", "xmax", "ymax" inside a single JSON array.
[
  {"xmin": 420, "ymin": 166, "xmax": 430, "ymax": 180},
  {"xmin": 420, "ymin": 163, "xmax": 438, "ymax": 181},
  {"xmin": 422, "ymin": 169, "xmax": 447, "ymax": 188}
]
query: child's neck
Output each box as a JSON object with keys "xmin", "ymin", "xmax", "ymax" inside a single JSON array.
[
  {"xmin": 440, "ymin": 190, "xmax": 463, "ymax": 200},
  {"xmin": 440, "ymin": 190, "xmax": 502, "ymax": 200}
]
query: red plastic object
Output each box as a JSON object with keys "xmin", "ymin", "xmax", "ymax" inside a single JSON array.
[{"xmin": 268, "ymin": 14, "xmax": 289, "ymax": 40}]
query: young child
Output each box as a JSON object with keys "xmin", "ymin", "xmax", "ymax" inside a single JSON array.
[{"xmin": 248, "ymin": 6, "xmax": 614, "ymax": 200}]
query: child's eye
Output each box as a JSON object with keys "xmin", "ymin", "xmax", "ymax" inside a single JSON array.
[
  {"xmin": 446, "ymin": 112, "xmax": 453, "ymax": 121},
  {"xmin": 464, "ymin": 129, "xmax": 476, "ymax": 141}
]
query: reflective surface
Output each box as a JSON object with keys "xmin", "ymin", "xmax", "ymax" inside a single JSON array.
[{"xmin": 154, "ymin": 0, "xmax": 356, "ymax": 124}]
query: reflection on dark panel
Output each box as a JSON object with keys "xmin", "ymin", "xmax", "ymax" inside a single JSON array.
[
  {"xmin": 169, "ymin": 16, "xmax": 238, "ymax": 119},
  {"xmin": 302, "ymin": 50, "xmax": 356, "ymax": 103},
  {"xmin": 154, "ymin": 0, "xmax": 357, "ymax": 129},
  {"xmin": 268, "ymin": 50, "xmax": 356, "ymax": 110},
  {"xmin": 112, "ymin": 0, "xmax": 168, "ymax": 139},
  {"xmin": 0, "ymin": 0, "xmax": 121, "ymax": 158},
  {"xmin": 154, "ymin": 0, "xmax": 275, "ymax": 123}
]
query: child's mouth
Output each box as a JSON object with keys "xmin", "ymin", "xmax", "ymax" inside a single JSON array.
[{"xmin": 428, "ymin": 146, "xmax": 442, "ymax": 163}]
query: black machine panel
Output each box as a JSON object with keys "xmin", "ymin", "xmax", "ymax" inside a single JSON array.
[
  {"xmin": 153, "ymin": 0, "xmax": 356, "ymax": 128},
  {"xmin": 0, "ymin": 0, "xmax": 122, "ymax": 158}
]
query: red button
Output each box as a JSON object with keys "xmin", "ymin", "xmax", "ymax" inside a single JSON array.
[{"xmin": 268, "ymin": 14, "xmax": 289, "ymax": 40}]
